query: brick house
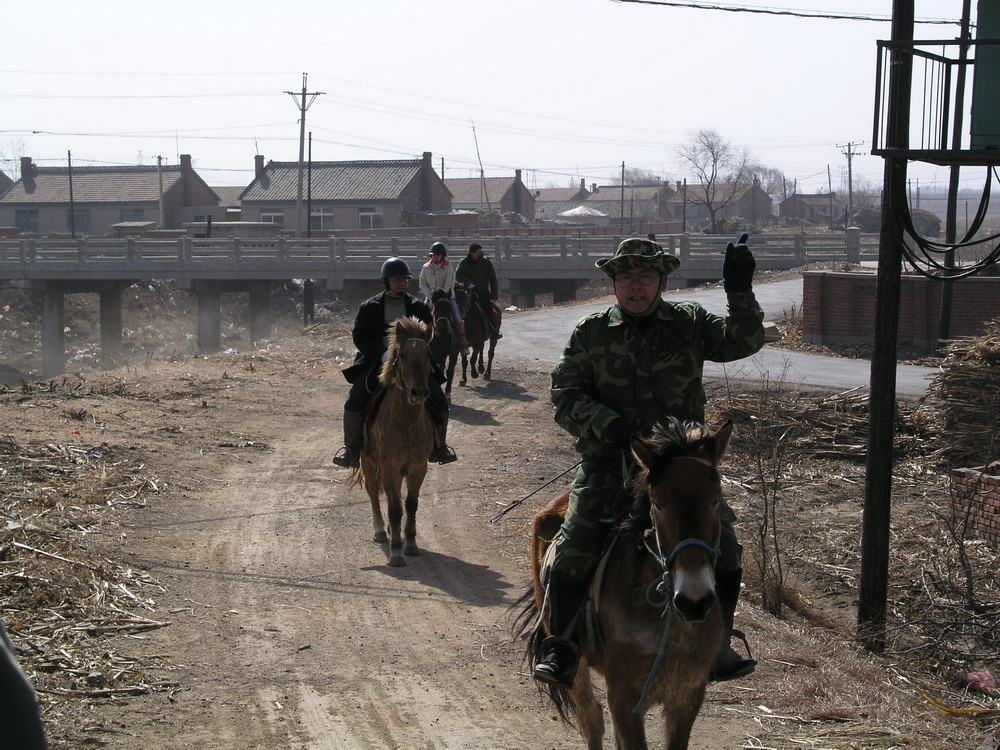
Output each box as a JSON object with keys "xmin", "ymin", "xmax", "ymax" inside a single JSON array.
[
  {"xmin": 0, "ymin": 155, "xmax": 221, "ymax": 235},
  {"xmin": 240, "ymin": 152, "xmax": 451, "ymax": 233},
  {"xmin": 780, "ymin": 192, "xmax": 845, "ymax": 226},
  {"xmin": 663, "ymin": 182, "xmax": 774, "ymax": 230},
  {"xmin": 443, "ymin": 170, "xmax": 535, "ymax": 222}
]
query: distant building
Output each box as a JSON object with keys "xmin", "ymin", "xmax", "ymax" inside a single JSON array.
[
  {"xmin": 779, "ymin": 192, "xmax": 845, "ymax": 226},
  {"xmin": 0, "ymin": 169, "xmax": 13, "ymax": 197},
  {"xmin": 0, "ymin": 155, "xmax": 220, "ymax": 235},
  {"xmin": 443, "ymin": 170, "xmax": 535, "ymax": 222},
  {"xmin": 239, "ymin": 152, "xmax": 451, "ymax": 232}
]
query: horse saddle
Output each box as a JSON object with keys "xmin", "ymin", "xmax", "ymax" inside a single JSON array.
[{"xmin": 538, "ymin": 532, "xmax": 619, "ymax": 657}]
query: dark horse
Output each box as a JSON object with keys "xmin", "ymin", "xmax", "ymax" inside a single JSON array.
[
  {"xmin": 454, "ymin": 284, "xmax": 498, "ymax": 385},
  {"xmin": 428, "ymin": 290, "xmax": 459, "ymax": 399},
  {"xmin": 519, "ymin": 418, "xmax": 733, "ymax": 750}
]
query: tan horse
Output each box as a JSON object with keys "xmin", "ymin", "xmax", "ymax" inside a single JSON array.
[
  {"xmin": 353, "ymin": 316, "xmax": 436, "ymax": 566},
  {"xmin": 518, "ymin": 418, "xmax": 732, "ymax": 749}
]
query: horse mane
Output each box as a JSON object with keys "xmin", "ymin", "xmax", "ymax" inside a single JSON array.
[
  {"xmin": 618, "ymin": 417, "xmax": 715, "ymax": 535},
  {"xmin": 379, "ymin": 316, "xmax": 431, "ymax": 387},
  {"xmin": 430, "ymin": 289, "xmax": 451, "ymax": 304}
]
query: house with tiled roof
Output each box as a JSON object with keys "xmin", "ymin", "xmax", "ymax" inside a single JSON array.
[
  {"xmin": 239, "ymin": 152, "xmax": 451, "ymax": 232},
  {"xmin": 779, "ymin": 192, "xmax": 844, "ymax": 225},
  {"xmin": 211, "ymin": 186, "xmax": 245, "ymax": 221},
  {"xmin": 664, "ymin": 181, "xmax": 774, "ymax": 230},
  {"xmin": 0, "ymin": 155, "xmax": 220, "ymax": 235},
  {"xmin": 443, "ymin": 170, "xmax": 535, "ymax": 222},
  {"xmin": 0, "ymin": 170, "xmax": 13, "ymax": 197}
]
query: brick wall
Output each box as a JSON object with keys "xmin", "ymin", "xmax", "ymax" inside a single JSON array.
[
  {"xmin": 802, "ymin": 271, "xmax": 1000, "ymax": 350},
  {"xmin": 950, "ymin": 464, "xmax": 1000, "ymax": 545}
]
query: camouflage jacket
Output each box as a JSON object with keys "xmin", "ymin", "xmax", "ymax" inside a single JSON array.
[{"xmin": 550, "ymin": 292, "xmax": 764, "ymax": 458}]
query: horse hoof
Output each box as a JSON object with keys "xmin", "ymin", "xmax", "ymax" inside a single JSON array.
[
  {"xmin": 471, "ymin": 371, "xmax": 479, "ymax": 379},
  {"xmin": 374, "ymin": 530, "xmax": 388, "ymax": 544},
  {"xmin": 388, "ymin": 554, "xmax": 406, "ymax": 567},
  {"xmin": 403, "ymin": 544, "xmax": 420, "ymax": 557}
]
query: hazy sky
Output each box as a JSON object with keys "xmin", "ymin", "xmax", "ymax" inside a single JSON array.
[{"xmin": 1, "ymin": 0, "xmax": 983, "ymax": 197}]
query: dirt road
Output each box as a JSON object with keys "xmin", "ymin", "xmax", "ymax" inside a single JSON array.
[{"xmin": 5, "ymin": 309, "xmax": 974, "ymax": 749}]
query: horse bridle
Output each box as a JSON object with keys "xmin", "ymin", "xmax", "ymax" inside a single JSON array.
[
  {"xmin": 642, "ymin": 456, "xmax": 722, "ymax": 609},
  {"xmin": 633, "ymin": 454, "xmax": 721, "ymax": 715},
  {"xmin": 389, "ymin": 337, "xmax": 431, "ymax": 390}
]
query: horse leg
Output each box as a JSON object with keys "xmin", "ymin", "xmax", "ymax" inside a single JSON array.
[
  {"xmin": 460, "ymin": 350, "xmax": 468, "ymax": 386},
  {"xmin": 384, "ymin": 481, "xmax": 406, "ymax": 567},
  {"xmin": 362, "ymin": 459, "xmax": 387, "ymax": 543},
  {"xmin": 606, "ymin": 683, "xmax": 648, "ymax": 749},
  {"xmin": 402, "ymin": 463, "xmax": 427, "ymax": 557},
  {"xmin": 569, "ymin": 663, "xmax": 605, "ymax": 750},
  {"xmin": 484, "ymin": 336, "xmax": 496, "ymax": 380},
  {"xmin": 661, "ymin": 684, "xmax": 706, "ymax": 750}
]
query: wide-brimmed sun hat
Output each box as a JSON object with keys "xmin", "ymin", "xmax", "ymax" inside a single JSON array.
[{"xmin": 595, "ymin": 238, "xmax": 681, "ymax": 278}]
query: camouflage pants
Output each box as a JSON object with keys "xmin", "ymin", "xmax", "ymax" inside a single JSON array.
[{"xmin": 551, "ymin": 453, "xmax": 742, "ymax": 583}]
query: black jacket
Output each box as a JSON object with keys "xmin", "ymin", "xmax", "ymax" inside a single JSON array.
[{"xmin": 342, "ymin": 291, "xmax": 433, "ymax": 383}]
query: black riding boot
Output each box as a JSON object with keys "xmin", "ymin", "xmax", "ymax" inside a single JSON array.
[
  {"xmin": 332, "ymin": 410, "xmax": 364, "ymax": 468},
  {"xmin": 533, "ymin": 571, "xmax": 587, "ymax": 688},
  {"xmin": 429, "ymin": 413, "xmax": 458, "ymax": 465},
  {"xmin": 710, "ymin": 568, "xmax": 757, "ymax": 681}
]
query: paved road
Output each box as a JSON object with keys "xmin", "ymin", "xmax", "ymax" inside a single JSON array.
[{"xmin": 502, "ymin": 279, "xmax": 938, "ymax": 397}]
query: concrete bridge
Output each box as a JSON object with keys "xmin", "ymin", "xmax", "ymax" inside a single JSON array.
[{"xmin": 0, "ymin": 231, "xmax": 877, "ymax": 377}]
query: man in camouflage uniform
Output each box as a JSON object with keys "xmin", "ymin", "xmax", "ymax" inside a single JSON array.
[{"xmin": 534, "ymin": 234, "xmax": 763, "ymax": 689}]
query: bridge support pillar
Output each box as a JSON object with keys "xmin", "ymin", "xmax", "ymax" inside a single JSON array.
[
  {"xmin": 42, "ymin": 288, "xmax": 66, "ymax": 379},
  {"xmin": 99, "ymin": 288, "xmax": 124, "ymax": 368},
  {"xmin": 197, "ymin": 290, "xmax": 222, "ymax": 354},
  {"xmin": 249, "ymin": 282, "xmax": 272, "ymax": 344}
]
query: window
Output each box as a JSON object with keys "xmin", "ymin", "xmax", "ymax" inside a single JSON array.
[
  {"xmin": 67, "ymin": 209, "xmax": 91, "ymax": 234},
  {"xmin": 310, "ymin": 207, "xmax": 335, "ymax": 231},
  {"xmin": 14, "ymin": 210, "xmax": 38, "ymax": 233},
  {"xmin": 259, "ymin": 208, "xmax": 284, "ymax": 226},
  {"xmin": 120, "ymin": 208, "xmax": 145, "ymax": 222},
  {"xmin": 358, "ymin": 206, "xmax": 383, "ymax": 230}
]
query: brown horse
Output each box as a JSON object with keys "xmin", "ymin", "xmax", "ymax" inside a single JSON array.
[
  {"xmin": 455, "ymin": 285, "xmax": 498, "ymax": 385},
  {"xmin": 520, "ymin": 418, "xmax": 733, "ymax": 750},
  {"xmin": 352, "ymin": 316, "xmax": 436, "ymax": 567},
  {"xmin": 428, "ymin": 290, "xmax": 459, "ymax": 399}
]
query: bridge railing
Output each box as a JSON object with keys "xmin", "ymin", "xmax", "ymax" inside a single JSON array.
[{"xmin": 0, "ymin": 232, "xmax": 879, "ymax": 281}]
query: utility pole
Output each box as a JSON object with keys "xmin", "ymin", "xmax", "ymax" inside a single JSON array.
[
  {"xmin": 827, "ymin": 165, "xmax": 835, "ymax": 231},
  {"xmin": 156, "ymin": 155, "xmax": 165, "ymax": 229},
  {"xmin": 285, "ymin": 73, "xmax": 323, "ymax": 238},
  {"xmin": 67, "ymin": 151, "xmax": 76, "ymax": 238},
  {"xmin": 939, "ymin": 0, "xmax": 973, "ymax": 345},
  {"xmin": 837, "ymin": 141, "xmax": 863, "ymax": 226},
  {"xmin": 620, "ymin": 162, "xmax": 625, "ymax": 234},
  {"xmin": 859, "ymin": 0, "xmax": 913, "ymax": 654}
]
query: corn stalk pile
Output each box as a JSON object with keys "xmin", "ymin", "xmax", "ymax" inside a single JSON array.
[
  {"xmin": 924, "ymin": 321, "xmax": 1000, "ymax": 468},
  {"xmin": 0, "ymin": 431, "xmax": 174, "ymax": 719}
]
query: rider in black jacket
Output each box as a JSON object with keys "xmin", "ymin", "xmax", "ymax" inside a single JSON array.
[{"xmin": 333, "ymin": 257, "xmax": 458, "ymax": 468}]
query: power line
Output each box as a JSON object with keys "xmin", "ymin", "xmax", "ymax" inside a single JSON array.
[{"xmin": 608, "ymin": 0, "xmax": 963, "ymax": 25}]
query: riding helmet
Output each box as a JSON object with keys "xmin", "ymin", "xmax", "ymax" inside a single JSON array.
[
  {"xmin": 380, "ymin": 257, "xmax": 412, "ymax": 280},
  {"xmin": 429, "ymin": 241, "xmax": 448, "ymax": 258}
]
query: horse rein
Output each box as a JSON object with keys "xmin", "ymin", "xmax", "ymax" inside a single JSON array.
[{"xmin": 633, "ymin": 454, "xmax": 721, "ymax": 715}]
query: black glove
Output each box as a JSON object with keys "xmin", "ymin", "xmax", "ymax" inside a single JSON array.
[
  {"xmin": 722, "ymin": 232, "xmax": 755, "ymax": 293},
  {"xmin": 602, "ymin": 417, "xmax": 634, "ymax": 446}
]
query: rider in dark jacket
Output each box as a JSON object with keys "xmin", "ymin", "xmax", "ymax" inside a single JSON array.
[{"xmin": 332, "ymin": 257, "xmax": 458, "ymax": 468}]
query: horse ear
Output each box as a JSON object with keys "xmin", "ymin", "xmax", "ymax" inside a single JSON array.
[
  {"xmin": 630, "ymin": 435, "xmax": 656, "ymax": 470},
  {"xmin": 707, "ymin": 419, "xmax": 734, "ymax": 464}
]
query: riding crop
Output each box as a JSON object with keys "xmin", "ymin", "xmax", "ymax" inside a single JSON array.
[{"xmin": 489, "ymin": 459, "xmax": 583, "ymax": 523}]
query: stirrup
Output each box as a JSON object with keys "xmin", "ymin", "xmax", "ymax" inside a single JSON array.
[
  {"xmin": 430, "ymin": 446, "xmax": 458, "ymax": 465},
  {"xmin": 332, "ymin": 447, "xmax": 359, "ymax": 468},
  {"xmin": 710, "ymin": 628, "xmax": 756, "ymax": 682},
  {"xmin": 533, "ymin": 636, "xmax": 579, "ymax": 688}
]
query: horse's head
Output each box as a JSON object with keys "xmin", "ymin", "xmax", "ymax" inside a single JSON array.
[
  {"xmin": 429, "ymin": 291, "xmax": 454, "ymax": 339},
  {"xmin": 453, "ymin": 284, "xmax": 470, "ymax": 315},
  {"xmin": 629, "ymin": 418, "xmax": 733, "ymax": 623},
  {"xmin": 381, "ymin": 317, "xmax": 433, "ymax": 405}
]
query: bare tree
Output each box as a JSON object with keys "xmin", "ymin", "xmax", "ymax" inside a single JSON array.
[
  {"xmin": 611, "ymin": 167, "xmax": 661, "ymax": 186},
  {"xmin": 676, "ymin": 129, "xmax": 757, "ymax": 234},
  {"xmin": 0, "ymin": 137, "xmax": 28, "ymax": 181},
  {"xmin": 754, "ymin": 165, "xmax": 788, "ymax": 202}
]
